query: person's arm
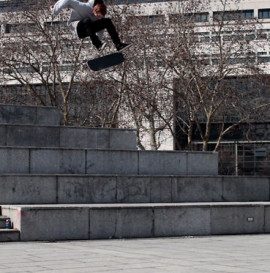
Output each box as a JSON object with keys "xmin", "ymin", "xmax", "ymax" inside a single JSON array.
[
  {"xmin": 88, "ymin": 0, "xmax": 104, "ymax": 8},
  {"xmin": 51, "ymin": 0, "xmax": 84, "ymax": 16}
]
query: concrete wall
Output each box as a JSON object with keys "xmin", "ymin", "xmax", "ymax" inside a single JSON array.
[
  {"xmin": 0, "ymin": 147, "xmax": 218, "ymax": 175},
  {"xmin": 0, "ymin": 175, "xmax": 268, "ymax": 204},
  {"xmin": 0, "ymin": 124, "xmax": 137, "ymax": 150},
  {"xmin": 0, "ymin": 104, "xmax": 62, "ymax": 125},
  {"xmin": 2, "ymin": 202, "xmax": 269, "ymax": 241}
]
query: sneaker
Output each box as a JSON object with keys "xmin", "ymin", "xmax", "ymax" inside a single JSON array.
[
  {"xmin": 116, "ymin": 42, "xmax": 132, "ymax": 52},
  {"xmin": 97, "ymin": 42, "xmax": 107, "ymax": 52}
]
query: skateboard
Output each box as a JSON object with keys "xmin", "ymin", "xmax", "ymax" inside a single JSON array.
[{"xmin": 87, "ymin": 52, "xmax": 125, "ymax": 71}]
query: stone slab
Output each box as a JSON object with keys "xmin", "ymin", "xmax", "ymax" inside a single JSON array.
[
  {"xmin": 154, "ymin": 205, "xmax": 211, "ymax": 236},
  {"xmin": 172, "ymin": 176, "xmax": 223, "ymax": 202},
  {"xmin": 57, "ymin": 175, "xmax": 117, "ymax": 204},
  {"xmin": 0, "ymin": 124, "xmax": 137, "ymax": 150},
  {"xmin": 2, "ymin": 202, "xmax": 270, "ymax": 241},
  {"xmin": 138, "ymin": 151, "xmax": 187, "ymax": 175},
  {"xmin": 211, "ymin": 203, "xmax": 265, "ymax": 235},
  {"xmin": 59, "ymin": 127, "xmax": 137, "ymax": 150},
  {"xmin": 6, "ymin": 125, "xmax": 60, "ymax": 147},
  {"xmin": 30, "ymin": 149, "xmax": 86, "ymax": 174},
  {"xmin": 109, "ymin": 129, "xmax": 137, "ymax": 150},
  {"xmin": 117, "ymin": 176, "xmax": 151, "ymax": 203},
  {"xmin": 263, "ymin": 205, "xmax": 270, "ymax": 232},
  {"xmin": 0, "ymin": 104, "xmax": 62, "ymax": 125},
  {"xmin": 0, "ymin": 175, "xmax": 268, "ymax": 205},
  {"xmin": 222, "ymin": 177, "xmax": 269, "ymax": 202},
  {"xmin": 0, "ymin": 147, "xmax": 218, "ymax": 176},
  {"xmin": 0, "ymin": 148, "xmax": 29, "ymax": 173},
  {"xmin": 0, "ymin": 229, "xmax": 20, "ymax": 242},
  {"xmin": 2, "ymin": 206, "xmax": 89, "ymax": 241},
  {"xmin": 0, "ymin": 175, "xmax": 57, "ymax": 204},
  {"xmin": 89, "ymin": 207, "xmax": 154, "ymax": 239},
  {"xmin": 86, "ymin": 150, "xmax": 139, "ymax": 175},
  {"xmin": 187, "ymin": 152, "xmax": 219, "ymax": 175}
]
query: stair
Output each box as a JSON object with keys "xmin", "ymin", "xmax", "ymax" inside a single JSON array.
[
  {"xmin": 2, "ymin": 104, "xmax": 268, "ymax": 241},
  {"xmin": 0, "ymin": 104, "xmax": 62, "ymax": 125},
  {"xmin": 0, "ymin": 175, "xmax": 268, "ymax": 204},
  {"xmin": 0, "ymin": 124, "xmax": 137, "ymax": 149},
  {"xmin": 0, "ymin": 229, "xmax": 20, "ymax": 242}
]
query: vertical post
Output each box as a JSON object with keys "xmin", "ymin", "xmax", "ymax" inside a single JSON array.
[{"xmin": 235, "ymin": 142, "xmax": 238, "ymax": 176}]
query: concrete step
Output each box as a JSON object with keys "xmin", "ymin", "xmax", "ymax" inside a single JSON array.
[
  {"xmin": 0, "ymin": 147, "xmax": 218, "ymax": 175},
  {"xmin": 0, "ymin": 229, "xmax": 20, "ymax": 242},
  {"xmin": 0, "ymin": 104, "xmax": 62, "ymax": 126},
  {"xmin": 0, "ymin": 124, "xmax": 137, "ymax": 150},
  {"xmin": 2, "ymin": 202, "xmax": 270, "ymax": 241},
  {"xmin": 0, "ymin": 175, "xmax": 268, "ymax": 204}
]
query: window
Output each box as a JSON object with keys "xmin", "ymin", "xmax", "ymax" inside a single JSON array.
[
  {"xmin": 115, "ymin": 0, "xmax": 170, "ymax": 3},
  {"xmin": 196, "ymin": 13, "xmax": 209, "ymax": 22},
  {"xmin": 257, "ymin": 32, "xmax": 267, "ymax": 39},
  {"xmin": 5, "ymin": 23, "xmax": 37, "ymax": 34},
  {"xmin": 132, "ymin": 15, "xmax": 164, "ymax": 25},
  {"xmin": 246, "ymin": 34, "xmax": 255, "ymax": 41},
  {"xmin": 170, "ymin": 13, "xmax": 209, "ymax": 24},
  {"xmin": 189, "ymin": 13, "xmax": 209, "ymax": 22},
  {"xmin": 257, "ymin": 52, "xmax": 267, "ymax": 55},
  {"xmin": 44, "ymin": 21, "xmax": 68, "ymax": 31},
  {"xmin": 259, "ymin": 9, "xmax": 270, "ymax": 19},
  {"xmin": 0, "ymin": 0, "xmax": 32, "ymax": 12},
  {"xmin": 213, "ymin": 10, "xmax": 254, "ymax": 21},
  {"xmin": 258, "ymin": 57, "xmax": 270, "ymax": 63}
]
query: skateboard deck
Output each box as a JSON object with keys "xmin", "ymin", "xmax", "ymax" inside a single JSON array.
[{"xmin": 88, "ymin": 52, "xmax": 125, "ymax": 71}]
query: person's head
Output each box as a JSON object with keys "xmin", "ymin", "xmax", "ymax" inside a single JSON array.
[{"xmin": 93, "ymin": 3, "xmax": 107, "ymax": 19}]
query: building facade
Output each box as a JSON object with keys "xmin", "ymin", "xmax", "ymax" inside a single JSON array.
[{"xmin": 1, "ymin": 0, "xmax": 270, "ymax": 173}]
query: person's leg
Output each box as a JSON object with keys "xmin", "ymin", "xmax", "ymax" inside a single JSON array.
[
  {"xmin": 90, "ymin": 18, "xmax": 121, "ymax": 46},
  {"xmin": 77, "ymin": 18, "xmax": 103, "ymax": 49},
  {"xmin": 77, "ymin": 17, "xmax": 131, "ymax": 51},
  {"xmin": 91, "ymin": 18, "xmax": 131, "ymax": 51}
]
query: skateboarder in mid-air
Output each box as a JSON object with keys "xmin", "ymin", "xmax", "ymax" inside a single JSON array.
[{"xmin": 50, "ymin": 0, "xmax": 131, "ymax": 52}]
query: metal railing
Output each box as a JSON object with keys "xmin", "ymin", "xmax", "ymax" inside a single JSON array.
[{"xmin": 194, "ymin": 140, "xmax": 270, "ymax": 176}]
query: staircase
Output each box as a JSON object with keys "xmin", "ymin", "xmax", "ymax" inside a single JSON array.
[{"xmin": 1, "ymin": 104, "xmax": 269, "ymax": 242}]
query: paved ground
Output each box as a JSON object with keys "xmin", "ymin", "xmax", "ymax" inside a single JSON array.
[{"xmin": 0, "ymin": 234, "xmax": 269, "ymax": 272}]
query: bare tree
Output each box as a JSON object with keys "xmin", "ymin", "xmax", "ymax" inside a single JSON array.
[
  {"xmin": 160, "ymin": 0, "xmax": 270, "ymax": 151},
  {"xmin": 1, "ymin": 0, "xmax": 270, "ymax": 153},
  {"xmin": 0, "ymin": 0, "xmax": 126, "ymax": 126}
]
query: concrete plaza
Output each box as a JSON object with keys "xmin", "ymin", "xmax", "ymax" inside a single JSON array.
[{"xmin": 0, "ymin": 234, "xmax": 269, "ymax": 272}]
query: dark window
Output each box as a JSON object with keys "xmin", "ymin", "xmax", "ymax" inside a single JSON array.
[
  {"xmin": 5, "ymin": 23, "xmax": 37, "ymax": 34},
  {"xmin": 131, "ymin": 15, "xmax": 164, "ymax": 25},
  {"xmin": 259, "ymin": 9, "xmax": 270, "ymax": 19},
  {"xmin": 213, "ymin": 10, "xmax": 254, "ymax": 21},
  {"xmin": 192, "ymin": 13, "xmax": 209, "ymax": 22}
]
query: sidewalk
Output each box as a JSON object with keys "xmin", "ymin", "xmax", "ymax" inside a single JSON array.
[{"xmin": 0, "ymin": 234, "xmax": 269, "ymax": 272}]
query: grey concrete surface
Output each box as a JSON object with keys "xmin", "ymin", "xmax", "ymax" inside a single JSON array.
[
  {"xmin": 0, "ymin": 124, "xmax": 137, "ymax": 150},
  {"xmin": 0, "ymin": 147, "xmax": 218, "ymax": 175},
  {"xmin": 2, "ymin": 202, "xmax": 270, "ymax": 241},
  {"xmin": 0, "ymin": 175, "xmax": 269, "ymax": 205},
  {"xmin": 0, "ymin": 229, "xmax": 20, "ymax": 242},
  {"xmin": 0, "ymin": 104, "xmax": 62, "ymax": 125},
  {"xmin": 0, "ymin": 235, "xmax": 270, "ymax": 272}
]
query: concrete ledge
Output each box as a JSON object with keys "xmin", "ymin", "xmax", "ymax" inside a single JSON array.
[
  {"xmin": 0, "ymin": 229, "xmax": 20, "ymax": 242},
  {"xmin": 0, "ymin": 124, "xmax": 137, "ymax": 150},
  {"xmin": 0, "ymin": 104, "xmax": 62, "ymax": 126},
  {"xmin": 2, "ymin": 202, "xmax": 270, "ymax": 241},
  {"xmin": 0, "ymin": 175, "xmax": 268, "ymax": 204},
  {"xmin": 0, "ymin": 147, "xmax": 218, "ymax": 175}
]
